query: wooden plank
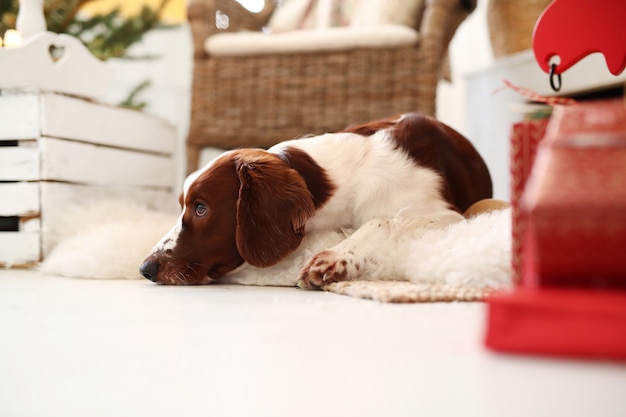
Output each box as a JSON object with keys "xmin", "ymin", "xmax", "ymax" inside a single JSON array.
[
  {"xmin": 39, "ymin": 137, "xmax": 175, "ymax": 188},
  {"xmin": 0, "ymin": 144, "xmax": 40, "ymax": 181},
  {"xmin": 0, "ymin": 183, "xmax": 40, "ymax": 216},
  {"xmin": 21, "ymin": 218, "xmax": 41, "ymax": 233},
  {"xmin": 40, "ymin": 182, "xmax": 177, "ymax": 256},
  {"xmin": 0, "ymin": 232, "xmax": 40, "ymax": 267},
  {"xmin": 41, "ymin": 182, "xmax": 178, "ymax": 213},
  {"xmin": 40, "ymin": 93, "xmax": 177, "ymax": 154},
  {"xmin": 0, "ymin": 93, "xmax": 40, "ymax": 140}
]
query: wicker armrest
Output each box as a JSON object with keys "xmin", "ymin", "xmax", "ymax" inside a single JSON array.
[
  {"xmin": 188, "ymin": 0, "xmax": 276, "ymax": 58},
  {"xmin": 421, "ymin": 0, "xmax": 476, "ymax": 41},
  {"xmin": 419, "ymin": 0, "xmax": 477, "ymax": 78}
]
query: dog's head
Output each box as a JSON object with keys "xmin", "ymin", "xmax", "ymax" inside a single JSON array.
[{"xmin": 140, "ymin": 149, "xmax": 315, "ymax": 285}]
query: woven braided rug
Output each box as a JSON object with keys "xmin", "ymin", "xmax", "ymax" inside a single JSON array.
[{"xmin": 324, "ymin": 281, "xmax": 495, "ymax": 303}]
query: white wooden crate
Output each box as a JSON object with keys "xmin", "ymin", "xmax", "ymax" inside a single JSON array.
[{"xmin": 0, "ymin": 92, "xmax": 178, "ymax": 267}]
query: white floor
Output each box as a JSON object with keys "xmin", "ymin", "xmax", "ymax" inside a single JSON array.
[{"xmin": 1, "ymin": 270, "xmax": 625, "ymax": 417}]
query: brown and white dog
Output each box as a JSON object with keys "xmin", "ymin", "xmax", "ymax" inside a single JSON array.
[{"xmin": 140, "ymin": 113, "xmax": 492, "ymax": 287}]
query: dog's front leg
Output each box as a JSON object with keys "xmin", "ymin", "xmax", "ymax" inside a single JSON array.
[{"xmin": 297, "ymin": 212, "xmax": 463, "ymax": 289}]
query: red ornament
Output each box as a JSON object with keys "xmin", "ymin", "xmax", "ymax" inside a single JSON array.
[{"xmin": 533, "ymin": 0, "xmax": 626, "ymax": 76}]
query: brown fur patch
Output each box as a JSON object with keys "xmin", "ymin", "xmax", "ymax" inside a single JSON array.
[
  {"xmin": 277, "ymin": 146, "xmax": 336, "ymax": 209},
  {"xmin": 234, "ymin": 149, "xmax": 316, "ymax": 268}
]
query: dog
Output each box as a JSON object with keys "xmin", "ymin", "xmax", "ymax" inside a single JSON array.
[{"xmin": 140, "ymin": 113, "xmax": 492, "ymax": 287}]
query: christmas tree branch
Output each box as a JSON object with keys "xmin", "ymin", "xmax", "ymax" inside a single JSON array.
[{"xmin": 1, "ymin": 0, "xmax": 174, "ymax": 60}]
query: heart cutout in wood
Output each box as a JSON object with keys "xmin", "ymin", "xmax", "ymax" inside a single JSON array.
[{"xmin": 48, "ymin": 44, "xmax": 65, "ymax": 63}]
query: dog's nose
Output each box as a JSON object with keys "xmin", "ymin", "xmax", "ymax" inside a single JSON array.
[{"xmin": 140, "ymin": 260, "xmax": 159, "ymax": 282}]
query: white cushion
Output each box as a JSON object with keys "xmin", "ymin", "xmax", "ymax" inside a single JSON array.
[
  {"xmin": 269, "ymin": 0, "xmax": 352, "ymax": 32},
  {"xmin": 350, "ymin": 0, "xmax": 425, "ymax": 27},
  {"xmin": 268, "ymin": 0, "xmax": 425, "ymax": 32},
  {"xmin": 205, "ymin": 24, "xmax": 419, "ymax": 56},
  {"xmin": 268, "ymin": 0, "xmax": 360, "ymax": 33},
  {"xmin": 268, "ymin": 0, "xmax": 315, "ymax": 32}
]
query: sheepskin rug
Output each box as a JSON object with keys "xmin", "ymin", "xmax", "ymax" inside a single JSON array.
[{"xmin": 39, "ymin": 200, "xmax": 512, "ymax": 302}]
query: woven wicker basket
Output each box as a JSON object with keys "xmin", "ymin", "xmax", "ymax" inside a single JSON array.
[{"xmin": 487, "ymin": 0, "xmax": 551, "ymax": 57}]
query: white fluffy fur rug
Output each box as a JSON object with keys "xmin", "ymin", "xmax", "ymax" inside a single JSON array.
[{"xmin": 39, "ymin": 201, "xmax": 512, "ymax": 302}]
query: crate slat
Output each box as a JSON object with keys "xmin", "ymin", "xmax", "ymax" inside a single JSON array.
[
  {"xmin": 40, "ymin": 137, "xmax": 174, "ymax": 188},
  {"xmin": 21, "ymin": 218, "xmax": 41, "ymax": 233},
  {"xmin": 40, "ymin": 93, "xmax": 177, "ymax": 154},
  {"xmin": 0, "ymin": 94, "xmax": 40, "ymax": 140},
  {"xmin": 0, "ymin": 183, "xmax": 40, "ymax": 216},
  {"xmin": 0, "ymin": 232, "xmax": 40, "ymax": 267},
  {"xmin": 0, "ymin": 145, "xmax": 39, "ymax": 180}
]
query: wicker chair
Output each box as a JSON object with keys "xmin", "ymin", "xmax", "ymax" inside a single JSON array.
[{"xmin": 186, "ymin": 0, "xmax": 477, "ymax": 172}]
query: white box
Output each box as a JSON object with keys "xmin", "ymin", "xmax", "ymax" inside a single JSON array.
[{"xmin": 0, "ymin": 92, "xmax": 178, "ymax": 267}]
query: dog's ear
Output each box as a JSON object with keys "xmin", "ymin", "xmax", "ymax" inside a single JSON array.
[{"xmin": 235, "ymin": 152, "xmax": 315, "ymax": 267}]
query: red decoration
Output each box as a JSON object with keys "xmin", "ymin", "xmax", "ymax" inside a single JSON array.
[
  {"xmin": 486, "ymin": 99, "xmax": 626, "ymax": 361},
  {"xmin": 486, "ymin": 287, "xmax": 626, "ymax": 360},
  {"xmin": 521, "ymin": 100, "xmax": 626, "ymax": 289},
  {"xmin": 509, "ymin": 118, "xmax": 550, "ymax": 283},
  {"xmin": 533, "ymin": 0, "xmax": 626, "ymax": 76}
]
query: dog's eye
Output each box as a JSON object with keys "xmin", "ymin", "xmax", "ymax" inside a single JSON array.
[{"xmin": 195, "ymin": 203, "xmax": 207, "ymax": 217}]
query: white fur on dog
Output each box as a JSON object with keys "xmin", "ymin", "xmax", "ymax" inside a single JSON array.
[{"xmin": 40, "ymin": 201, "xmax": 511, "ymax": 288}]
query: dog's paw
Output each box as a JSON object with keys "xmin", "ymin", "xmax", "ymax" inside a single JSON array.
[{"xmin": 297, "ymin": 250, "xmax": 360, "ymax": 289}]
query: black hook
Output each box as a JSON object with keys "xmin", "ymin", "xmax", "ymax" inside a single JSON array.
[{"xmin": 549, "ymin": 63, "xmax": 562, "ymax": 92}]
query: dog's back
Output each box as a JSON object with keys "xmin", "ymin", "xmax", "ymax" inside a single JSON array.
[{"xmin": 342, "ymin": 112, "xmax": 492, "ymax": 213}]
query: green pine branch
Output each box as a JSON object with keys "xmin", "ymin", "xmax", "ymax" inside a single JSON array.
[
  {"xmin": 1, "ymin": 0, "xmax": 174, "ymax": 60},
  {"xmin": 119, "ymin": 79, "xmax": 151, "ymax": 111}
]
